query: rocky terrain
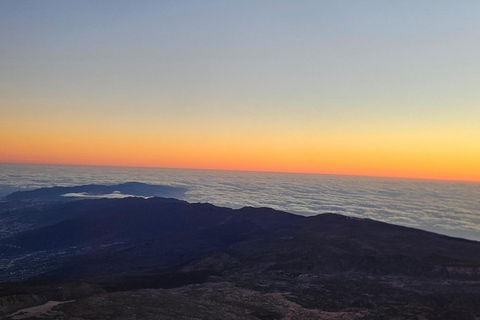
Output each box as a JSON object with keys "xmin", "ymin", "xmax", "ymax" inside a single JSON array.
[{"xmin": 1, "ymin": 184, "xmax": 480, "ymax": 319}]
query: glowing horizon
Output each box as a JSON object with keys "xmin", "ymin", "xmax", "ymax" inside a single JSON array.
[
  {"xmin": 2, "ymin": 159, "xmax": 479, "ymax": 183},
  {"xmin": 2, "ymin": 1, "xmax": 480, "ymax": 183}
]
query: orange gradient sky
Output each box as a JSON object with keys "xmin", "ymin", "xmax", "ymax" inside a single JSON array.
[{"xmin": 1, "ymin": 1, "xmax": 480, "ymax": 182}]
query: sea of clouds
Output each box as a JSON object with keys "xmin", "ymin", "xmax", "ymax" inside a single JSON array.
[{"xmin": 1, "ymin": 163, "xmax": 479, "ymax": 241}]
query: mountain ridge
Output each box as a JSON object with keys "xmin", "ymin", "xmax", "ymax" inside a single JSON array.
[
  {"xmin": 3, "ymin": 182, "xmax": 187, "ymax": 201},
  {"xmin": 1, "ymin": 185, "xmax": 480, "ymax": 319}
]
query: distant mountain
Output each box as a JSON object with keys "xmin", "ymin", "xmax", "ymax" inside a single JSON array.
[
  {"xmin": 1, "ymin": 185, "xmax": 480, "ymax": 319},
  {"xmin": 3, "ymin": 182, "xmax": 187, "ymax": 201}
]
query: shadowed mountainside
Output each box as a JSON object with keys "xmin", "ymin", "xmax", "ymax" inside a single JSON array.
[{"xmin": 1, "ymin": 188, "xmax": 480, "ymax": 319}]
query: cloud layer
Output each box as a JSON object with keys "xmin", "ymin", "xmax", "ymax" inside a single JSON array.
[{"xmin": 1, "ymin": 163, "xmax": 479, "ymax": 241}]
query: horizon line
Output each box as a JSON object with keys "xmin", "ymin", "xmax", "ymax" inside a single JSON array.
[{"xmin": 2, "ymin": 160, "xmax": 479, "ymax": 184}]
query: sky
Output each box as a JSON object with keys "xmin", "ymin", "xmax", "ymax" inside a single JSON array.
[{"xmin": 1, "ymin": 1, "xmax": 480, "ymax": 181}]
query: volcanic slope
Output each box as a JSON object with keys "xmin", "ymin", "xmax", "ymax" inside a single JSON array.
[{"xmin": 1, "ymin": 194, "xmax": 480, "ymax": 319}]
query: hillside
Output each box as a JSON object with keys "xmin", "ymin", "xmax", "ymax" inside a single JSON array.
[{"xmin": 1, "ymin": 185, "xmax": 480, "ymax": 319}]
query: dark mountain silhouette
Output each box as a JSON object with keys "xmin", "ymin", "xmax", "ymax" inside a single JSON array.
[
  {"xmin": 4, "ymin": 182, "xmax": 186, "ymax": 201},
  {"xmin": 1, "ymin": 186, "xmax": 480, "ymax": 319}
]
